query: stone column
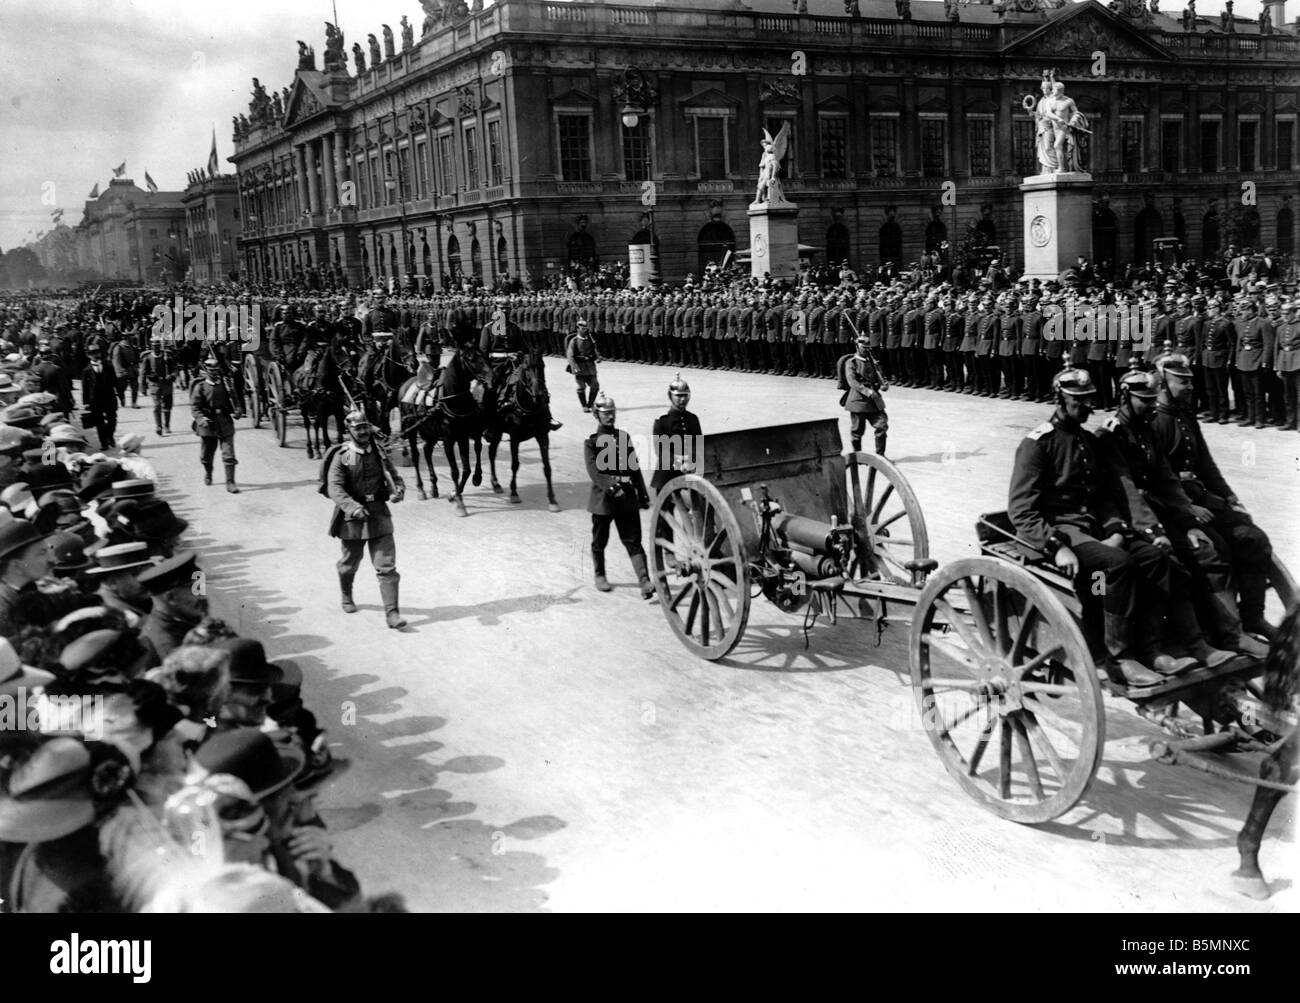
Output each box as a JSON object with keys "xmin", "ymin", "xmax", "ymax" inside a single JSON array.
[
  {"xmin": 334, "ymin": 129, "xmax": 351, "ymax": 207},
  {"xmin": 322, "ymin": 133, "xmax": 337, "ymax": 209},
  {"xmin": 306, "ymin": 140, "xmax": 322, "ymax": 215},
  {"xmin": 296, "ymin": 145, "xmax": 311, "ymax": 214}
]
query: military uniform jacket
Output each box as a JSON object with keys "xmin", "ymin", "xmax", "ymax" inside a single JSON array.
[
  {"xmin": 901, "ymin": 309, "xmax": 920, "ymax": 348},
  {"xmin": 1173, "ymin": 314, "xmax": 1201, "ymax": 356},
  {"xmin": 998, "ymin": 314, "xmax": 1021, "ymax": 357},
  {"xmin": 566, "ymin": 333, "xmax": 599, "ymax": 377},
  {"xmin": 1020, "ymin": 310, "xmax": 1044, "ymax": 356},
  {"xmin": 1234, "ymin": 317, "xmax": 1269, "ymax": 372},
  {"xmin": 1145, "ymin": 314, "xmax": 1174, "ymax": 363},
  {"xmin": 1149, "ymin": 400, "xmax": 1235, "ymax": 505},
  {"xmin": 868, "ymin": 309, "xmax": 886, "ymax": 348},
  {"xmin": 1094, "ymin": 410, "xmax": 1198, "ymax": 536},
  {"xmin": 1202, "ymin": 317, "xmax": 1232, "ymax": 368},
  {"xmin": 1086, "ymin": 311, "xmax": 1111, "ymax": 362},
  {"xmin": 585, "ymin": 427, "xmax": 649, "ymax": 515},
  {"xmin": 960, "ymin": 312, "xmax": 979, "ymax": 353},
  {"xmin": 327, "ymin": 441, "xmax": 402, "ymax": 540},
  {"xmin": 884, "ymin": 310, "xmax": 904, "ymax": 350},
  {"xmin": 1275, "ymin": 320, "xmax": 1300, "ymax": 373},
  {"xmin": 765, "ymin": 305, "xmax": 784, "ymax": 343},
  {"xmin": 701, "ymin": 306, "xmax": 717, "ymax": 340},
  {"xmin": 1008, "ymin": 411, "xmax": 1128, "ymax": 553},
  {"xmin": 650, "ymin": 304, "xmax": 666, "ymax": 336},
  {"xmin": 942, "ymin": 312, "xmax": 964, "ymax": 353},
  {"xmin": 362, "ymin": 307, "xmax": 400, "ymax": 336},
  {"xmin": 650, "ymin": 407, "xmax": 704, "ymax": 493},
  {"xmin": 190, "ymin": 377, "xmax": 237, "ymax": 439},
  {"xmin": 975, "ymin": 313, "xmax": 998, "ymax": 356},
  {"xmin": 844, "ymin": 353, "xmax": 886, "ymax": 414},
  {"xmin": 923, "ymin": 308, "xmax": 944, "ymax": 350},
  {"xmin": 140, "ymin": 350, "xmax": 175, "ymax": 387}
]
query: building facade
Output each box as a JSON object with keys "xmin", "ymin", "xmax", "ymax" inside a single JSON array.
[
  {"xmin": 230, "ymin": 0, "xmax": 1300, "ymax": 289},
  {"xmin": 182, "ymin": 173, "xmax": 242, "ymax": 284},
  {"xmin": 69, "ymin": 178, "xmax": 188, "ymax": 283}
]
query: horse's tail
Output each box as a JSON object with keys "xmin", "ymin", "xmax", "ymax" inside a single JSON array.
[{"xmin": 1263, "ymin": 604, "xmax": 1300, "ymax": 713}]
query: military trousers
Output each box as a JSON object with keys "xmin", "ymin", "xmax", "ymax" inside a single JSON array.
[
  {"xmin": 591, "ymin": 505, "xmax": 644, "ymax": 575},
  {"xmin": 199, "ymin": 433, "xmax": 237, "ymax": 469},
  {"xmin": 337, "ymin": 533, "xmax": 399, "ymax": 587}
]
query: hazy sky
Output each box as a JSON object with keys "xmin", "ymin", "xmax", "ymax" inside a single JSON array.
[{"xmin": 0, "ymin": 0, "xmax": 1270, "ymax": 251}]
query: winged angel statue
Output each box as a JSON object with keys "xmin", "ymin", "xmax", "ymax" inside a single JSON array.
[
  {"xmin": 1028, "ymin": 71, "xmax": 1091, "ymax": 175},
  {"xmin": 753, "ymin": 122, "xmax": 794, "ymax": 208}
]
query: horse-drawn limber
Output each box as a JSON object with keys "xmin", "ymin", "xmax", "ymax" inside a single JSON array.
[{"xmin": 647, "ymin": 418, "xmax": 1297, "ymax": 832}]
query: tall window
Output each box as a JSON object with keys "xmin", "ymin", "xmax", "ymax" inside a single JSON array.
[
  {"xmin": 1013, "ymin": 120, "xmax": 1037, "ymax": 177},
  {"xmin": 438, "ymin": 133, "xmax": 455, "ymax": 193},
  {"xmin": 1239, "ymin": 120, "xmax": 1258, "ymax": 172},
  {"xmin": 921, "ymin": 119, "xmax": 947, "ymax": 178},
  {"xmin": 487, "ymin": 120, "xmax": 503, "ymax": 187},
  {"xmin": 694, "ymin": 116, "xmax": 727, "ymax": 179},
  {"xmin": 558, "ymin": 114, "xmax": 592, "ymax": 181},
  {"xmin": 415, "ymin": 139, "xmax": 428, "ymax": 196},
  {"xmin": 369, "ymin": 155, "xmax": 382, "ymax": 207},
  {"xmin": 1120, "ymin": 120, "xmax": 1142, "ymax": 173},
  {"xmin": 968, "ymin": 118, "xmax": 993, "ymax": 177},
  {"xmin": 1279, "ymin": 121, "xmax": 1295, "ymax": 171},
  {"xmin": 463, "ymin": 126, "xmax": 479, "ymax": 190},
  {"xmin": 622, "ymin": 118, "xmax": 652, "ymax": 181},
  {"xmin": 399, "ymin": 147, "xmax": 412, "ymax": 200},
  {"xmin": 871, "ymin": 118, "xmax": 898, "ymax": 177},
  {"xmin": 1161, "ymin": 120, "xmax": 1181, "ymax": 173},
  {"xmin": 1200, "ymin": 120, "xmax": 1219, "ymax": 173},
  {"xmin": 819, "ymin": 116, "xmax": 847, "ymax": 179}
]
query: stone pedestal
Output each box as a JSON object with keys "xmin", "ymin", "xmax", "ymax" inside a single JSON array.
[
  {"xmin": 1018, "ymin": 172, "xmax": 1094, "ymax": 283},
  {"xmin": 747, "ymin": 203, "xmax": 799, "ymax": 281}
]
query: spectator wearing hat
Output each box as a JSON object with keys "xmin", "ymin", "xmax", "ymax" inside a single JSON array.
[
  {"xmin": 46, "ymin": 530, "xmax": 95, "ymax": 586},
  {"xmin": 31, "ymin": 339, "xmax": 74, "ymax": 415},
  {"xmin": 0, "ymin": 372, "xmax": 20, "ymax": 406},
  {"xmin": 84, "ymin": 541, "xmax": 154, "ymax": 621},
  {"xmin": 0, "ymin": 519, "xmax": 55, "ymax": 637},
  {"xmin": 190, "ymin": 353, "xmax": 240, "ymax": 493},
  {"xmin": 109, "ymin": 332, "xmax": 139, "ymax": 409},
  {"xmin": 145, "ymin": 644, "xmax": 231, "ymax": 754},
  {"xmin": 212, "ymin": 637, "xmax": 282, "ymax": 730},
  {"xmin": 137, "ymin": 552, "xmax": 207, "ymax": 661},
  {"xmin": 49, "ymin": 627, "xmax": 153, "ymax": 694},
  {"xmin": 81, "ymin": 343, "xmax": 119, "ymax": 451},
  {"xmin": 122, "ymin": 499, "xmax": 188, "ymax": 559},
  {"xmin": 0, "ymin": 426, "xmax": 37, "ymax": 491},
  {"xmin": 115, "ymin": 434, "xmax": 156, "ymax": 482}
]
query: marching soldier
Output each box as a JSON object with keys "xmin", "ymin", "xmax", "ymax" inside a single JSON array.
[
  {"xmin": 584, "ymin": 392, "xmax": 654, "ymax": 598},
  {"xmin": 326, "ymin": 410, "xmax": 408, "ymax": 629},
  {"xmin": 650, "ymin": 374, "xmax": 703, "ymax": 495},
  {"xmin": 140, "ymin": 336, "xmax": 176, "ymax": 436},
  {"xmin": 842, "ymin": 332, "xmax": 888, "ymax": 455},
  {"xmin": 565, "ymin": 316, "xmax": 601, "ymax": 413},
  {"xmin": 191, "ymin": 353, "xmax": 241, "ymax": 494}
]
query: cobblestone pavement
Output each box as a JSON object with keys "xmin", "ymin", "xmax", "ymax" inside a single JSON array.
[{"xmin": 136, "ymin": 357, "xmax": 1296, "ymax": 912}]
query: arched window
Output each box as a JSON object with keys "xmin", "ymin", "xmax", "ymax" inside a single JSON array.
[
  {"xmin": 422, "ymin": 240, "xmax": 433, "ymax": 278},
  {"xmin": 1278, "ymin": 206, "xmax": 1295, "ymax": 258},
  {"xmin": 826, "ymin": 223, "xmax": 851, "ymax": 268},
  {"xmin": 566, "ymin": 230, "xmax": 598, "ymax": 269},
  {"xmin": 697, "ymin": 220, "xmax": 735, "ymax": 275},
  {"xmin": 497, "ymin": 235, "xmax": 508, "ymax": 275},
  {"xmin": 1133, "ymin": 204, "xmax": 1164, "ymax": 266},
  {"xmin": 471, "ymin": 237, "xmax": 483, "ymax": 278},
  {"xmin": 446, "ymin": 234, "xmax": 462, "ymax": 278},
  {"xmin": 878, "ymin": 217, "xmax": 901, "ymax": 265}
]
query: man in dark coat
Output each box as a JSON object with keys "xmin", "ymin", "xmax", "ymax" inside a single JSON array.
[
  {"xmin": 650, "ymin": 373, "xmax": 703, "ymax": 495},
  {"xmin": 842, "ymin": 333, "xmax": 888, "ymax": 455},
  {"xmin": 190, "ymin": 354, "xmax": 240, "ymax": 493},
  {"xmin": 584, "ymin": 392, "xmax": 652, "ymax": 597},
  {"xmin": 81, "ymin": 343, "xmax": 119, "ymax": 451},
  {"xmin": 326, "ymin": 410, "xmax": 407, "ymax": 628}
]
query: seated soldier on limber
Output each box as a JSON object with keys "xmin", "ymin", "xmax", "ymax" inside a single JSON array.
[{"xmin": 1008, "ymin": 366, "xmax": 1207, "ymax": 689}]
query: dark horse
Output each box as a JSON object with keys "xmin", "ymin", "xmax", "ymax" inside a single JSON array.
[
  {"xmin": 434, "ymin": 341, "xmax": 489, "ymax": 516},
  {"xmin": 357, "ymin": 337, "xmax": 414, "ymax": 439},
  {"xmin": 291, "ymin": 341, "xmax": 347, "ymax": 460},
  {"xmin": 1233, "ymin": 603, "xmax": 1299, "ymax": 899},
  {"xmin": 483, "ymin": 347, "xmax": 560, "ymax": 512}
]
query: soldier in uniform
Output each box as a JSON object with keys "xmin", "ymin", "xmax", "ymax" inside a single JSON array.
[
  {"xmin": 1171, "ymin": 295, "xmax": 1203, "ymax": 413},
  {"xmin": 941, "ymin": 294, "xmax": 964, "ymax": 392},
  {"xmin": 140, "ymin": 336, "xmax": 176, "ymax": 436},
  {"xmin": 1008, "ymin": 367, "xmax": 1182, "ymax": 689},
  {"xmin": 326, "ymin": 410, "xmax": 408, "ymax": 628},
  {"xmin": 843, "ymin": 332, "xmax": 888, "ymax": 455},
  {"xmin": 1149, "ymin": 346, "xmax": 1278, "ymax": 642},
  {"xmin": 565, "ymin": 316, "xmax": 601, "ymax": 413},
  {"xmin": 584, "ymin": 392, "xmax": 654, "ymax": 598},
  {"xmin": 1019, "ymin": 295, "xmax": 1044, "ymax": 401},
  {"xmin": 1200, "ymin": 298, "xmax": 1233, "ymax": 423},
  {"xmin": 1274, "ymin": 299, "xmax": 1300, "ymax": 431},
  {"xmin": 996, "ymin": 293, "xmax": 1020, "ymax": 399},
  {"xmin": 922, "ymin": 293, "xmax": 945, "ymax": 391},
  {"xmin": 974, "ymin": 296, "xmax": 998, "ymax": 397},
  {"xmin": 362, "ymin": 291, "xmax": 401, "ymax": 342},
  {"xmin": 650, "ymin": 374, "xmax": 703, "ymax": 495},
  {"xmin": 1234, "ymin": 298, "xmax": 1268, "ymax": 428},
  {"xmin": 191, "ymin": 353, "xmax": 241, "ymax": 493}
]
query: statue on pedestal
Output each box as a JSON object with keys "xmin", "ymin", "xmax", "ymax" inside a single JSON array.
[
  {"xmin": 1182, "ymin": 1, "xmax": 1195, "ymax": 31},
  {"xmin": 368, "ymin": 33, "xmax": 382, "ymax": 67},
  {"xmin": 271, "ymin": 90, "xmax": 284, "ymax": 123},
  {"xmin": 753, "ymin": 122, "xmax": 794, "ymax": 208},
  {"xmin": 844, "ymin": 0, "xmax": 861, "ymax": 15},
  {"xmin": 353, "ymin": 42, "xmax": 367, "ymax": 74},
  {"xmin": 297, "ymin": 41, "xmax": 316, "ymax": 71},
  {"xmin": 895, "ymin": 0, "xmax": 912, "ymax": 19},
  {"xmin": 382, "ymin": 24, "xmax": 396, "ymax": 61},
  {"xmin": 1045, "ymin": 80, "xmax": 1090, "ymax": 174},
  {"xmin": 324, "ymin": 22, "xmax": 346, "ymax": 71},
  {"xmin": 400, "ymin": 15, "xmax": 414, "ymax": 50},
  {"xmin": 1221, "ymin": 0, "xmax": 1234, "ymax": 32},
  {"xmin": 944, "ymin": 0, "xmax": 960, "ymax": 22},
  {"xmin": 1260, "ymin": 4, "xmax": 1273, "ymax": 32},
  {"xmin": 1030, "ymin": 72, "xmax": 1059, "ymax": 175},
  {"xmin": 420, "ymin": 0, "xmax": 443, "ymax": 35},
  {"xmin": 250, "ymin": 78, "xmax": 272, "ymax": 124}
]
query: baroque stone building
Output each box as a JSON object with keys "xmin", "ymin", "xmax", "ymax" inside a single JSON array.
[
  {"xmin": 230, "ymin": 0, "xmax": 1300, "ymax": 288},
  {"xmin": 182, "ymin": 173, "xmax": 242, "ymax": 285},
  {"xmin": 70, "ymin": 179, "xmax": 188, "ymax": 283}
]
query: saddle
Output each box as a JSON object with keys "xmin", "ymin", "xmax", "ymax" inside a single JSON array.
[
  {"xmin": 401, "ymin": 364, "xmax": 443, "ymax": 409},
  {"xmin": 292, "ymin": 348, "xmax": 323, "ymax": 393}
]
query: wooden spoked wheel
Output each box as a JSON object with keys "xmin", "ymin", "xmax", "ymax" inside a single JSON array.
[
  {"xmin": 266, "ymin": 364, "xmax": 288, "ymax": 447},
  {"xmin": 243, "ymin": 354, "xmax": 263, "ymax": 428},
  {"xmin": 844, "ymin": 451, "xmax": 931, "ymax": 585},
  {"xmin": 648, "ymin": 475, "xmax": 751, "ymax": 661},
  {"xmin": 1266, "ymin": 554, "xmax": 1297, "ymax": 625},
  {"xmin": 909, "ymin": 557, "xmax": 1104, "ymax": 824}
]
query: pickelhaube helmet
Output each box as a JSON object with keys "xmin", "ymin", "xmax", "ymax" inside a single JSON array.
[
  {"xmin": 1117, "ymin": 361, "xmax": 1159, "ymax": 400},
  {"xmin": 668, "ymin": 372, "xmax": 690, "ymax": 396},
  {"xmin": 1153, "ymin": 341, "xmax": 1193, "ymax": 381},
  {"xmin": 1052, "ymin": 365, "xmax": 1096, "ymax": 398},
  {"xmin": 344, "ymin": 408, "xmax": 371, "ymax": 428},
  {"xmin": 593, "ymin": 391, "xmax": 616, "ymax": 416}
]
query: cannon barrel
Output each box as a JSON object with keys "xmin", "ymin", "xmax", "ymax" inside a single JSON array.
[{"xmin": 771, "ymin": 513, "xmax": 837, "ymax": 556}]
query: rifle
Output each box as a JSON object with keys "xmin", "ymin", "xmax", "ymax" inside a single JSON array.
[{"xmin": 840, "ymin": 313, "xmax": 890, "ymax": 392}]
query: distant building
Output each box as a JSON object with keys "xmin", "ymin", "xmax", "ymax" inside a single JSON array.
[
  {"xmin": 230, "ymin": 0, "xmax": 1300, "ymax": 287},
  {"xmin": 69, "ymin": 178, "xmax": 187, "ymax": 283},
  {"xmin": 182, "ymin": 173, "xmax": 242, "ymax": 284}
]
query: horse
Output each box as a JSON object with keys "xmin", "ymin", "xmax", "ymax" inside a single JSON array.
[
  {"xmin": 396, "ymin": 361, "xmax": 446, "ymax": 500},
  {"xmin": 1232, "ymin": 603, "xmax": 1299, "ymax": 899},
  {"xmin": 483, "ymin": 347, "xmax": 560, "ymax": 512},
  {"xmin": 291, "ymin": 340, "xmax": 347, "ymax": 460},
  {"xmin": 436, "ymin": 341, "xmax": 488, "ymax": 516},
  {"xmin": 357, "ymin": 337, "xmax": 414, "ymax": 439}
]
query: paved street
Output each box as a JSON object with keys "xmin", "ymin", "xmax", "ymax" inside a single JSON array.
[{"xmin": 136, "ymin": 359, "xmax": 1296, "ymax": 913}]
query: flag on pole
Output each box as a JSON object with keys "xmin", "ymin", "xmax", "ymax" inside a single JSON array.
[
  {"xmin": 112, "ymin": 162, "xmax": 126, "ymax": 178},
  {"xmin": 145, "ymin": 171, "xmax": 158, "ymax": 193},
  {"xmin": 88, "ymin": 183, "xmax": 100, "ymax": 199},
  {"xmin": 207, "ymin": 130, "xmax": 219, "ymax": 178}
]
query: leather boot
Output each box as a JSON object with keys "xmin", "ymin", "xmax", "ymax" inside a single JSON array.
[
  {"xmin": 339, "ymin": 573, "xmax": 358, "ymax": 614},
  {"xmin": 631, "ymin": 552, "xmax": 655, "ymax": 600},
  {"xmin": 203, "ymin": 464, "xmax": 213, "ymax": 486},
  {"xmin": 875, "ymin": 432, "xmax": 887, "ymax": 456},
  {"xmin": 1102, "ymin": 612, "xmax": 1162, "ymax": 687},
  {"xmin": 379, "ymin": 579, "xmax": 406, "ymax": 628},
  {"xmin": 1187, "ymin": 638, "xmax": 1237, "ymax": 668},
  {"xmin": 225, "ymin": 463, "xmax": 240, "ymax": 494},
  {"xmin": 1144, "ymin": 650, "xmax": 1199, "ymax": 676},
  {"xmin": 1238, "ymin": 568, "xmax": 1277, "ymax": 642},
  {"xmin": 577, "ymin": 389, "xmax": 589, "ymax": 413}
]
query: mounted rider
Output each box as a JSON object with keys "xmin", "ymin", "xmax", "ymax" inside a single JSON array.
[{"xmin": 479, "ymin": 296, "xmax": 562, "ymax": 431}]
